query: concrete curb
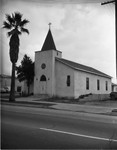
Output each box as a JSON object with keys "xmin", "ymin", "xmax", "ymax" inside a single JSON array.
[
  {"xmin": 2, "ymin": 104, "xmax": 117, "ymax": 124},
  {"xmin": 1, "ymin": 97, "xmax": 117, "ymax": 116}
]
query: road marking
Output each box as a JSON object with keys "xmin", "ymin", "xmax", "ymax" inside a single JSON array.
[
  {"xmin": 40, "ymin": 127, "xmax": 117, "ymax": 142},
  {"xmin": 3, "ymin": 120, "xmax": 117, "ymax": 143}
]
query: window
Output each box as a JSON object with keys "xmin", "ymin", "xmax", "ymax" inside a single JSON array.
[
  {"xmin": 97, "ymin": 79, "xmax": 100, "ymax": 90},
  {"xmin": 41, "ymin": 63, "xmax": 46, "ymax": 69},
  {"xmin": 17, "ymin": 86, "xmax": 21, "ymax": 92},
  {"xmin": 86, "ymin": 77, "xmax": 89, "ymax": 90},
  {"xmin": 106, "ymin": 81, "xmax": 108, "ymax": 91},
  {"xmin": 67, "ymin": 75, "xmax": 70, "ymax": 86},
  {"xmin": 40, "ymin": 75, "xmax": 46, "ymax": 81}
]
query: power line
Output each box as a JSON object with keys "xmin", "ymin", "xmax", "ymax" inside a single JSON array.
[{"xmin": 101, "ymin": 0, "xmax": 116, "ymax": 80}]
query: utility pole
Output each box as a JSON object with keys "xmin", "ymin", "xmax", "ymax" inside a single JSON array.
[
  {"xmin": 101, "ymin": 0, "xmax": 115, "ymax": 5},
  {"xmin": 101, "ymin": 1, "xmax": 116, "ymax": 81}
]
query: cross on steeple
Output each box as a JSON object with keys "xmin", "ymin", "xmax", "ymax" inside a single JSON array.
[
  {"xmin": 48, "ymin": 22, "xmax": 52, "ymax": 30},
  {"xmin": 41, "ymin": 23, "xmax": 56, "ymax": 51}
]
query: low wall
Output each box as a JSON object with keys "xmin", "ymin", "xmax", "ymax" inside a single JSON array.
[{"xmin": 79, "ymin": 94, "xmax": 110, "ymax": 101}]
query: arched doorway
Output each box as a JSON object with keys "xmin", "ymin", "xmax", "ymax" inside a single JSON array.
[
  {"xmin": 40, "ymin": 75, "xmax": 46, "ymax": 81},
  {"xmin": 40, "ymin": 75, "xmax": 47, "ymax": 94}
]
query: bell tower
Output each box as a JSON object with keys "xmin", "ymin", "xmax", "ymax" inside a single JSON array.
[{"xmin": 34, "ymin": 24, "xmax": 62, "ymax": 96}]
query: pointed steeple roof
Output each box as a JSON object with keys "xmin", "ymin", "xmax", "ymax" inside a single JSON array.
[{"xmin": 41, "ymin": 27, "xmax": 57, "ymax": 51}]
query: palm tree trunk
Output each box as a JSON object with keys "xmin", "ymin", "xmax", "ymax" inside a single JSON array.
[
  {"xmin": 9, "ymin": 62, "xmax": 16, "ymax": 102},
  {"xmin": 28, "ymin": 84, "xmax": 30, "ymax": 96}
]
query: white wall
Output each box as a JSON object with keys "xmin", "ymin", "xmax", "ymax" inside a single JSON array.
[
  {"xmin": 34, "ymin": 50, "xmax": 62, "ymax": 96},
  {"xmin": 34, "ymin": 49, "xmax": 112, "ymax": 98},
  {"xmin": 55, "ymin": 60, "xmax": 74, "ymax": 98},
  {"xmin": 74, "ymin": 70, "xmax": 111, "ymax": 98}
]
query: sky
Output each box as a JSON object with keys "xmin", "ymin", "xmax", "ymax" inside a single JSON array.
[{"xmin": 1, "ymin": 0, "xmax": 116, "ymax": 83}]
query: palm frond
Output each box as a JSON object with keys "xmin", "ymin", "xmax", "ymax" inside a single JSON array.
[
  {"xmin": 20, "ymin": 19, "xmax": 29, "ymax": 27},
  {"xmin": 3, "ymin": 21, "xmax": 12, "ymax": 29},
  {"xmin": 3, "ymin": 12, "xmax": 29, "ymax": 37},
  {"xmin": 21, "ymin": 27, "xmax": 29, "ymax": 34},
  {"xmin": 12, "ymin": 13, "xmax": 15, "ymax": 21},
  {"xmin": 6, "ymin": 14, "xmax": 15, "ymax": 25},
  {"xmin": 14, "ymin": 12, "xmax": 23, "ymax": 25},
  {"xmin": 8, "ymin": 29, "xmax": 21, "ymax": 37},
  {"xmin": 7, "ymin": 31, "xmax": 12, "ymax": 37}
]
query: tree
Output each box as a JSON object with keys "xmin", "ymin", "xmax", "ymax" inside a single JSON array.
[
  {"xmin": 16, "ymin": 54, "xmax": 34, "ymax": 95},
  {"xmin": 3, "ymin": 12, "xmax": 29, "ymax": 101}
]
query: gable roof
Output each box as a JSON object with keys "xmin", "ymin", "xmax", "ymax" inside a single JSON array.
[
  {"xmin": 112, "ymin": 83, "xmax": 117, "ymax": 86},
  {"xmin": 41, "ymin": 29, "xmax": 57, "ymax": 51},
  {"xmin": 56, "ymin": 58, "xmax": 111, "ymax": 79}
]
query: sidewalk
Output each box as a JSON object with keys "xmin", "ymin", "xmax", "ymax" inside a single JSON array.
[
  {"xmin": 50, "ymin": 103, "xmax": 116, "ymax": 114},
  {"xmin": 5, "ymin": 96, "xmax": 116, "ymax": 116}
]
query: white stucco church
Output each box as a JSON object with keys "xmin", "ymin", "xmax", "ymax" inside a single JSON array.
[{"xmin": 34, "ymin": 26, "xmax": 112, "ymax": 99}]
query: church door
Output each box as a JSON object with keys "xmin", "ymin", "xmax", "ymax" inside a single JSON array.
[
  {"xmin": 40, "ymin": 75, "xmax": 47, "ymax": 94},
  {"xmin": 40, "ymin": 82, "xmax": 46, "ymax": 94}
]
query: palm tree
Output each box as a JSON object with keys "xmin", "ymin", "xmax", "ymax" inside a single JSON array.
[{"xmin": 3, "ymin": 12, "xmax": 29, "ymax": 101}]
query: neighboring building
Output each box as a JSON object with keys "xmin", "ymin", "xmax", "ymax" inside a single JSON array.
[
  {"xmin": 0, "ymin": 74, "xmax": 33, "ymax": 95},
  {"xmin": 34, "ymin": 27, "xmax": 112, "ymax": 99},
  {"xmin": 112, "ymin": 83, "xmax": 117, "ymax": 92},
  {"xmin": 0, "ymin": 74, "xmax": 24, "ymax": 93}
]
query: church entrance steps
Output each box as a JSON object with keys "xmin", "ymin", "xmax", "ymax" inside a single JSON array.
[
  {"xmin": 79, "ymin": 94, "xmax": 110, "ymax": 102},
  {"xmin": 32, "ymin": 94, "xmax": 50, "ymax": 100}
]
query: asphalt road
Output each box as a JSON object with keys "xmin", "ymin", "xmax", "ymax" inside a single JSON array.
[{"xmin": 1, "ymin": 104, "xmax": 117, "ymax": 149}]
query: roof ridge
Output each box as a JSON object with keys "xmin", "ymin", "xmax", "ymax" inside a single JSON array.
[
  {"xmin": 56, "ymin": 57, "xmax": 111, "ymax": 78},
  {"xmin": 60, "ymin": 58, "xmax": 92, "ymax": 69}
]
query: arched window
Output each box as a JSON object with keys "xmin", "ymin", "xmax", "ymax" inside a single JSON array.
[
  {"xmin": 66, "ymin": 75, "xmax": 70, "ymax": 87},
  {"xmin": 40, "ymin": 75, "xmax": 46, "ymax": 81}
]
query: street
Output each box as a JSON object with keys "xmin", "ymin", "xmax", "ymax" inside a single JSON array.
[{"xmin": 1, "ymin": 104, "xmax": 117, "ymax": 149}]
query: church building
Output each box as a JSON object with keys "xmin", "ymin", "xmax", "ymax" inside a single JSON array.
[{"xmin": 34, "ymin": 26, "xmax": 112, "ymax": 99}]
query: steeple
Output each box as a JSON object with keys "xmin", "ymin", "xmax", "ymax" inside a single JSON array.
[{"xmin": 41, "ymin": 23, "xmax": 57, "ymax": 51}]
